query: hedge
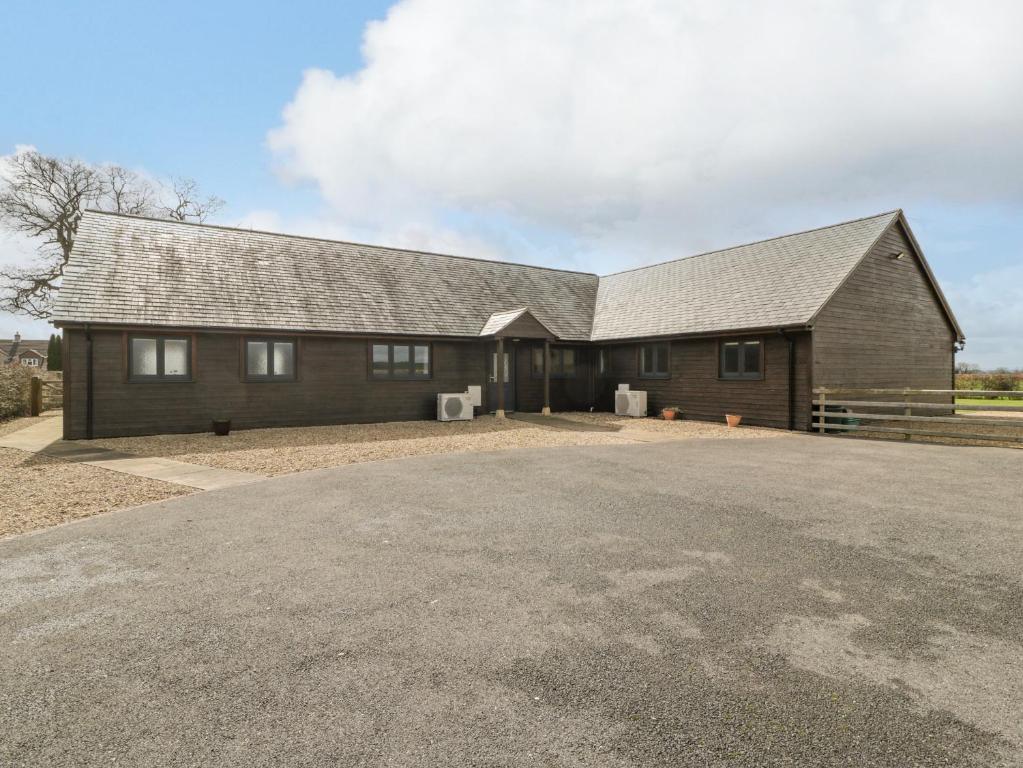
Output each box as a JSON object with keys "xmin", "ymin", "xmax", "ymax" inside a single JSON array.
[{"xmin": 0, "ymin": 365, "xmax": 33, "ymax": 421}]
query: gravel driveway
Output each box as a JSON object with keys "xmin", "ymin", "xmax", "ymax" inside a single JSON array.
[{"xmin": 2, "ymin": 436, "xmax": 1021, "ymax": 767}]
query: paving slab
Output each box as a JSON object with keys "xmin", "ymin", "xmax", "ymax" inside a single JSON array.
[{"xmin": 508, "ymin": 411, "xmax": 624, "ymax": 432}]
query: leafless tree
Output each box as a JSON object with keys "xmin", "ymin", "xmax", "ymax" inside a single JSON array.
[
  {"xmin": 103, "ymin": 165, "xmax": 155, "ymax": 216},
  {"xmin": 159, "ymin": 177, "xmax": 224, "ymax": 223},
  {"xmin": 0, "ymin": 150, "xmax": 224, "ymax": 318}
]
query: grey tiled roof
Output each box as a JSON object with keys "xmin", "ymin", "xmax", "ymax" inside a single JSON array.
[
  {"xmin": 52, "ymin": 213, "xmax": 598, "ymax": 341},
  {"xmin": 592, "ymin": 212, "xmax": 899, "ymax": 340},
  {"xmin": 52, "ymin": 210, "xmax": 909, "ymax": 342}
]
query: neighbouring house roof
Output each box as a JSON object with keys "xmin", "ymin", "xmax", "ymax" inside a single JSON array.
[
  {"xmin": 1, "ymin": 340, "xmax": 49, "ymax": 364},
  {"xmin": 52, "ymin": 209, "xmax": 963, "ymax": 343}
]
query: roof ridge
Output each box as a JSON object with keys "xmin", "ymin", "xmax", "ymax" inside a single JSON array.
[
  {"xmin": 599, "ymin": 209, "xmax": 902, "ymax": 279},
  {"xmin": 80, "ymin": 209, "xmax": 599, "ymax": 278}
]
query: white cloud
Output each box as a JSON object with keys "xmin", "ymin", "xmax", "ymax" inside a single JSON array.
[
  {"xmin": 268, "ymin": 0, "xmax": 1023, "ymax": 253},
  {"xmin": 946, "ymin": 264, "xmax": 1023, "ymax": 369},
  {"xmin": 265, "ymin": 0, "xmax": 1023, "ymax": 367}
]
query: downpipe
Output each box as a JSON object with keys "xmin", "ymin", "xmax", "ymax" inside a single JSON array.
[{"xmin": 777, "ymin": 329, "xmax": 796, "ymax": 431}]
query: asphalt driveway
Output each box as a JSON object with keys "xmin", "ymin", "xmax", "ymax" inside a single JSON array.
[{"xmin": 2, "ymin": 436, "xmax": 1021, "ymax": 767}]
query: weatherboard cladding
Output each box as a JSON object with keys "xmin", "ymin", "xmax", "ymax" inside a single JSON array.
[{"xmin": 53, "ymin": 210, "xmax": 904, "ymax": 342}]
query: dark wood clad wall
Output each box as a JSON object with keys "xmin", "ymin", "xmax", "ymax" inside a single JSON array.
[
  {"xmin": 513, "ymin": 343, "xmax": 593, "ymax": 412},
  {"xmin": 812, "ymin": 222, "xmax": 955, "ymax": 391},
  {"xmin": 594, "ymin": 333, "xmax": 812, "ymax": 429},
  {"xmin": 63, "ymin": 330, "xmax": 488, "ymax": 439},
  {"xmin": 63, "ymin": 330, "xmax": 811, "ymax": 438}
]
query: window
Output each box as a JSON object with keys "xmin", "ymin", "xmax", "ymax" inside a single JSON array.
[
  {"xmin": 531, "ymin": 346, "xmax": 576, "ymax": 378},
  {"xmin": 129, "ymin": 335, "xmax": 191, "ymax": 381},
  {"xmin": 245, "ymin": 338, "xmax": 296, "ymax": 381},
  {"xmin": 720, "ymin": 339, "xmax": 762, "ymax": 380},
  {"xmin": 639, "ymin": 343, "xmax": 670, "ymax": 378},
  {"xmin": 21, "ymin": 357, "xmax": 40, "ymax": 367},
  {"xmin": 370, "ymin": 342, "xmax": 431, "ymax": 379},
  {"xmin": 597, "ymin": 348, "xmax": 609, "ymax": 377}
]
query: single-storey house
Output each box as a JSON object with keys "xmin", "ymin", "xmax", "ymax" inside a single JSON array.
[{"xmin": 51, "ymin": 209, "xmax": 963, "ymax": 439}]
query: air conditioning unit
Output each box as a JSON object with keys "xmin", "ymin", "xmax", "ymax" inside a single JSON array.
[
  {"xmin": 437, "ymin": 392, "xmax": 474, "ymax": 421},
  {"xmin": 615, "ymin": 390, "xmax": 647, "ymax": 418}
]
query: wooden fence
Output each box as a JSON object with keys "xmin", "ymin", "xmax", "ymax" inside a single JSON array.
[{"xmin": 812, "ymin": 388, "xmax": 1023, "ymax": 445}]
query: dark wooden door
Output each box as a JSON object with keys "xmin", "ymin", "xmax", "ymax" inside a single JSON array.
[{"xmin": 487, "ymin": 345, "xmax": 516, "ymax": 412}]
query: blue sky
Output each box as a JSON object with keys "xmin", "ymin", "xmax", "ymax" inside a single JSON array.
[{"xmin": 2, "ymin": 1, "xmax": 1022, "ymax": 368}]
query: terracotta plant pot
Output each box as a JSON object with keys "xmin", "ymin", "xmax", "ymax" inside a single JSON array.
[
  {"xmin": 212, "ymin": 419, "xmax": 231, "ymax": 436},
  {"xmin": 662, "ymin": 408, "xmax": 677, "ymax": 421},
  {"xmin": 725, "ymin": 414, "xmax": 742, "ymax": 428}
]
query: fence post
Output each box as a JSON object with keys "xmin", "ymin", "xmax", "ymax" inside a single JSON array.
[
  {"xmin": 903, "ymin": 388, "xmax": 912, "ymax": 441},
  {"xmin": 817, "ymin": 390, "xmax": 826, "ymax": 433},
  {"xmin": 30, "ymin": 376, "xmax": 42, "ymax": 416}
]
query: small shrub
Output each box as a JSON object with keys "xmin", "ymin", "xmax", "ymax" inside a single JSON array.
[
  {"xmin": 0, "ymin": 366, "xmax": 33, "ymax": 421},
  {"xmin": 980, "ymin": 372, "xmax": 1019, "ymax": 392}
]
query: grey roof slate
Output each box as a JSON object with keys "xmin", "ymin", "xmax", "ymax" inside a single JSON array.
[
  {"xmin": 591, "ymin": 211, "xmax": 899, "ymax": 340},
  {"xmin": 53, "ymin": 209, "xmax": 936, "ymax": 342},
  {"xmin": 52, "ymin": 213, "xmax": 598, "ymax": 341}
]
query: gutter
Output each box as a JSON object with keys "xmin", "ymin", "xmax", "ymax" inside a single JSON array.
[{"xmin": 777, "ymin": 328, "xmax": 796, "ymax": 431}]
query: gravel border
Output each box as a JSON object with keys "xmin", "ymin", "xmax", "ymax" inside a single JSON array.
[
  {"xmin": 92, "ymin": 412, "xmax": 790, "ymax": 476},
  {"xmin": 0, "ymin": 447, "xmax": 188, "ymax": 538}
]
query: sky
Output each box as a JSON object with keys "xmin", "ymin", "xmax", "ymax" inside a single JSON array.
[{"xmin": 1, "ymin": 0, "xmax": 1021, "ymax": 368}]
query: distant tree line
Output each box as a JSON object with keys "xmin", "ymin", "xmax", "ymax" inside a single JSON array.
[{"xmin": 955, "ymin": 364, "xmax": 1023, "ymax": 392}]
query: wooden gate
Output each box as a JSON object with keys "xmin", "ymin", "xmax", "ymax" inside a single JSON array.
[{"xmin": 29, "ymin": 376, "xmax": 63, "ymax": 416}]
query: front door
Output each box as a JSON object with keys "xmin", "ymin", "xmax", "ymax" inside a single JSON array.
[{"xmin": 487, "ymin": 345, "xmax": 516, "ymax": 412}]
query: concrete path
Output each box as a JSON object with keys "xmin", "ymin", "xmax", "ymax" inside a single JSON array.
[
  {"xmin": 508, "ymin": 412, "xmax": 700, "ymax": 443},
  {"xmin": 508, "ymin": 411, "xmax": 620, "ymax": 432},
  {"xmin": 0, "ymin": 415, "xmax": 262, "ymax": 491},
  {"xmin": 1, "ymin": 437, "xmax": 1021, "ymax": 767}
]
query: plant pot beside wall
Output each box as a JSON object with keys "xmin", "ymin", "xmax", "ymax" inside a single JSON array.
[
  {"xmin": 662, "ymin": 407, "xmax": 682, "ymax": 421},
  {"xmin": 725, "ymin": 414, "xmax": 742, "ymax": 428},
  {"xmin": 211, "ymin": 419, "xmax": 231, "ymax": 436}
]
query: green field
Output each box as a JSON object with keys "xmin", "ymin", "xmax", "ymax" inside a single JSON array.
[{"xmin": 956, "ymin": 396, "xmax": 1023, "ymax": 407}]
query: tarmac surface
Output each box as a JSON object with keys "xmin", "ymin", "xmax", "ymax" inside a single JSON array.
[{"xmin": 2, "ymin": 435, "xmax": 1021, "ymax": 767}]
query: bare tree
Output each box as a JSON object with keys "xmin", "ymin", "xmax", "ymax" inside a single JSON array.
[
  {"xmin": 103, "ymin": 165, "xmax": 155, "ymax": 216},
  {"xmin": 159, "ymin": 177, "xmax": 224, "ymax": 223},
  {"xmin": 0, "ymin": 150, "xmax": 224, "ymax": 318}
]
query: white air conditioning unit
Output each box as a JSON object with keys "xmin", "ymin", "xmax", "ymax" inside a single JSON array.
[
  {"xmin": 615, "ymin": 390, "xmax": 648, "ymax": 418},
  {"xmin": 437, "ymin": 393, "xmax": 474, "ymax": 421}
]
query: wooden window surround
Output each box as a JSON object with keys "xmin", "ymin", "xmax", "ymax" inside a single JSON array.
[
  {"xmin": 531, "ymin": 346, "xmax": 576, "ymax": 379},
  {"xmin": 127, "ymin": 334, "xmax": 193, "ymax": 382},
  {"xmin": 369, "ymin": 341, "xmax": 432, "ymax": 380},
  {"xmin": 719, "ymin": 339, "xmax": 764, "ymax": 380},
  {"xmin": 244, "ymin": 337, "xmax": 297, "ymax": 382},
  {"xmin": 638, "ymin": 342, "xmax": 670, "ymax": 379}
]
